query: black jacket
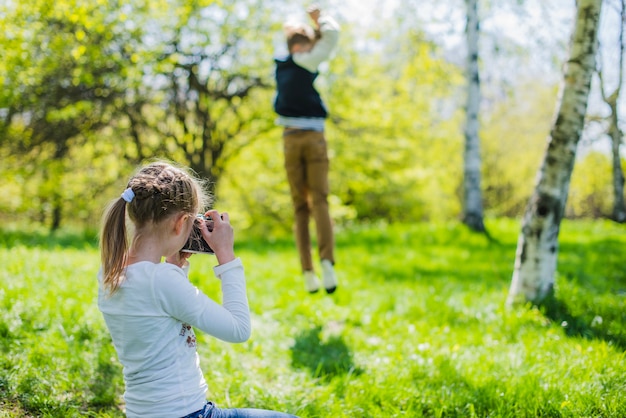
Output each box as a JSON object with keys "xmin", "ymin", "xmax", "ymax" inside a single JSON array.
[{"xmin": 273, "ymin": 55, "xmax": 328, "ymax": 118}]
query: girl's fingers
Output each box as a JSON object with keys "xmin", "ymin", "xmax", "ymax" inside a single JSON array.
[{"xmin": 203, "ymin": 210, "xmax": 229, "ymax": 224}]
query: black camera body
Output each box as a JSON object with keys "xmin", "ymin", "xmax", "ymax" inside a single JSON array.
[{"xmin": 181, "ymin": 214, "xmax": 214, "ymax": 254}]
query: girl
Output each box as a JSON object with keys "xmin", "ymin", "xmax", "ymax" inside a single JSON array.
[{"xmin": 98, "ymin": 161, "xmax": 298, "ymax": 418}]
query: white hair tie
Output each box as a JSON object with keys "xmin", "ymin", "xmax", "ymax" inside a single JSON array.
[{"xmin": 121, "ymin": 187, "xmax": 135, "ymax": 203}]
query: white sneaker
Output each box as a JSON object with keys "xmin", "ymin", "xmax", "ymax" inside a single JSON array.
[
  {"xmin": 304, "ymin": 270, "xmax": 320, "ymax": 293},
  {"xmin": 321, "ymin": 259, "xmax": 337, "ymax": 294}
]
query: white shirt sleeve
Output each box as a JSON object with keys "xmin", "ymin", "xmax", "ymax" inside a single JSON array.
[
  {"xmin": 152, "ymin": 258, "xmax": 251, "ymax": 343},
  {"xmin": 292, "ymin": 15, "xmax": 340, "ymax": 73}
]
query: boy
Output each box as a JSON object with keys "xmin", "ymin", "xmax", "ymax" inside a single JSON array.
[{"xmin": 273, "ymin": 6, "xmax": 340, "ymax": 294}]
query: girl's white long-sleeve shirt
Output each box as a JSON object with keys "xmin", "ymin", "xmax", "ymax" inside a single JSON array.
[{"xmin": 97, "ymin": 257, "xmax": 250, "ymax": 418}]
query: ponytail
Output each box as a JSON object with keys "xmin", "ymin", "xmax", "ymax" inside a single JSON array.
[{"xmin": 100, "ymin": 198, "xmax": 129, "ymax": 295}]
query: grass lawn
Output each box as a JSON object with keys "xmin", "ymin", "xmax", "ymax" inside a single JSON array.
[{"xmin": 0, "ymin": 218, "xmax": 624, "ymax": 417}]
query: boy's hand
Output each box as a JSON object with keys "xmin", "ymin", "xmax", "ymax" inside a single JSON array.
[{"xmin": 307, "ymin": 5, "xmax": 320, "ymax": 26}]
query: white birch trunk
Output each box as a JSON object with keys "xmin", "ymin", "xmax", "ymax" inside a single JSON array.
[
  {"xmin": 462, "ymin": 0, "xmax": 485, "ymax": 232},
  {"xmin": 609, "ymin": 0, "xmax": 626, "ymax": 222},
  {"xmin": 507, "ymin": 0, "xmax": 603, "ymax": 305},
  {"xmin": 609, "ymin": 116, "xmax": 626, "ymax": 222},
  {"xmin": 598, "ymin": 0, "xmax": 626, "ymax": 223}
]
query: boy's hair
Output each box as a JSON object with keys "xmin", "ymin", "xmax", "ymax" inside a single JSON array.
[
  {"xmin": 100, "ymin": 161, "xmax": 211, "ymax": 294},
  {"xmin": 284, "ymin": 22, "xmax": 319, "ymax": 53}
]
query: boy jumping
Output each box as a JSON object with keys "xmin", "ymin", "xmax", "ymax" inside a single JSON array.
[{"xmin": 273, "ymin": 6, "xmax": 340, "ymax": 294}]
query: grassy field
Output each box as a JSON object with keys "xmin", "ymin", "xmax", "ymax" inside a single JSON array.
[{"xmin": 0, "ymin": 218, "xmax": 624, "ymax": 417}]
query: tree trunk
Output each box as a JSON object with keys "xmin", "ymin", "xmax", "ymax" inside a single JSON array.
[
  {"xmin": 608, "ymin": 0, "xmax": 626, "ymax": 223},
  {"xmin": 507, "ymin": 0, "xmax": 602, "ymax": 306},
  {"xmin": 462, "ymin": 0, "xmax": 486, "ymax": 232},
  {"xmin": 597, "ymin": 0, "xmax": 626, "ymax": 223},
  {"xmin": 609, "ymin": 103, "xmax": 626, "ymax": 222}
]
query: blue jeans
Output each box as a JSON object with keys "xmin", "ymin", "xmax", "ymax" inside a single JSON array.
[{"xmin": 181, "ymin": 401, "xmax": 299, "ymax": 418}]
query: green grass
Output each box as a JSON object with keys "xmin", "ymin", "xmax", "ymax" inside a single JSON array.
[{"xmin": 0, "ymin": 219, "xmax": 624, "ymax": 417}]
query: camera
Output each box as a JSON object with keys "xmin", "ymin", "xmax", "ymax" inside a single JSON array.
[{"xmin": 181, "ymin": 214, "xmax": 214, "ymax": 254}]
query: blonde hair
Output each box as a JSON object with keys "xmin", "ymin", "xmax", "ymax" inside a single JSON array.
[{"xmin": 99, "ymin": 161, "xmax": 210, "ymax": 294}]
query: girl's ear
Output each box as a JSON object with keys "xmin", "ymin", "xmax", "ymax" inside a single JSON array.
[{"xmin": 173, "ymin": 213, "xmax": 189, "ymax": 235}]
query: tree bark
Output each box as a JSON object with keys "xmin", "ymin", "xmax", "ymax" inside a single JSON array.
[
  {"xmin": 462, "ymin": 0, "xmax": 486, "ymax": 232},
  {"xmin": 507, "ymin": 0, "xmax": 603, "ymax": 305},
  {"xmin": 608, "ymin": 97, "xmax": 626, "ymax": 222},
  {"xmin": 606, "ymin": 0, "xmax": 626, "ymax": 223}
]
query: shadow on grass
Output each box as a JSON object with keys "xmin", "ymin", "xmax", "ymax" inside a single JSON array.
[
  {"xmin": 539, "ymin": 293, "xmax": 626, "ymax": 351},
  {"xmin": 290, "ymin": 325, "xmax": 362, "ymax": 381},
  {"xmin": 559, "ymin": 238, "xmax": 626, "ymax": 291},
  {"xmin": 541, "ymin": 237, "xmax": 626, "ymax": 351}
]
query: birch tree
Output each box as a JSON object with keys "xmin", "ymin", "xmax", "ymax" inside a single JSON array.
[
  {"xmin": 507, "ymin": 0, "xmax": 603, "ymax": 305},
  {"xmin": 598, "ymin": 0, "xmax": 626, "ymax": 223},
  {"xmin": 462, "ymin": 0, "xmax": 486, "ymax": 232}
]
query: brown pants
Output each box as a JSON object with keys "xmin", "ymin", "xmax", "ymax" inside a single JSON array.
[{"xmin": 283, "ymin": 129, "xmax": 335, "ymax": 272}]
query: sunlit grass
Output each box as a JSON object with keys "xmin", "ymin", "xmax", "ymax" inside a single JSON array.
[{"xmin": 0, "ymin": 219, "xmax": 624, "ymax": 417}]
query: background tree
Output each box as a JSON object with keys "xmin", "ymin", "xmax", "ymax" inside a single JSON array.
[
  {"xmin": 0, "ymin": 0, "xmax": 144, "ymax": 229},
  {"xmin": 598, "ymin": 0, "xmax": 626, "ymax": 222},
  {"xmin": 0, "ymin": 0, "xmax": 281, "ymax": 228},
  {"xmin": 120, "ymin": 0, "xmax": 278, "ymax": 188},
  {"xmin": 1, "ymin": 0, "xmax": 602, "ymax": 232},
  {"xmin": 329, "ymin": 31, "xmax": 465, "ymax": 223},
  {"xmin": 507, "ymin": 0, "xmax": 603, "ymax": 305},
  {"xmin": 462, "ymin": 0, "xmax": 486, "ymax": 232},
  {"xmin": 481, "ymin": 83, "xmax": 557, "ymax": 217}
]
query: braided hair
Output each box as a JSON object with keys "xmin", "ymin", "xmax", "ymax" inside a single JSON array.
[{"xmin": 100, "ymin": 161, "xmax": 210, "ymax": 294}]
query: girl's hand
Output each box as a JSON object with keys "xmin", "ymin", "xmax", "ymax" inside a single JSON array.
[
  {"xmin": 200, "ymin": 210, "xmax": 236, "ymax": 265},
  {"xmin": 166, "ymin": 251, "xmax": 192, "ymax": 268}
]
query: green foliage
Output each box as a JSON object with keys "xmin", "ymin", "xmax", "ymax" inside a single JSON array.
[
  {"xmin": 0, "ymin": 0, "xmax": 145, "ymax": 228},
  {"xmin": 1, "ymin": 219, "xmax": 625, "ymax": 417},
  {"xmin": 117, "ymin": 0, "xmax": 280, "ymax": 180},
  {"xmin": 327, "ymin": 35, "xmax": 465, "ymax": 222},
  {"xmin": 481, "ymin": 81, "xmax": 558, "ymax": 217},
  {"xmin": 0, "ymin": 0, "xmax": 281, "ymax": 229},
  {"xmin": 568, "ymin": 151, "xmax": 619, "ymax": 218},
  {"xmin": 217, "ymin": 31, "xmax": 468, "ymax": 229},
  {"xmin": 0, "ymin": 0, "xmax": 619, "ymax": 231}
]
